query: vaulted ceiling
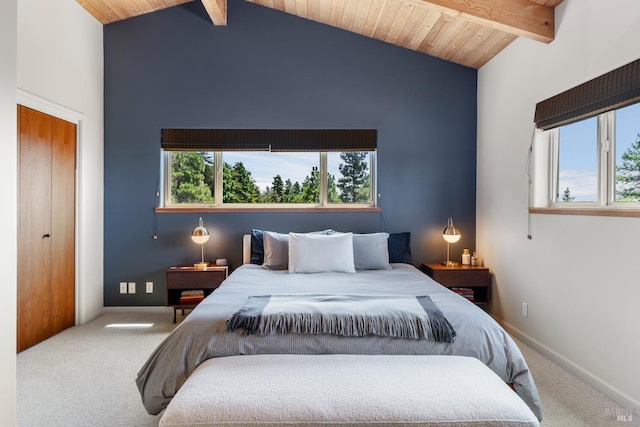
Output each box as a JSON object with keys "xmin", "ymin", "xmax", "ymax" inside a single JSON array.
[{"xmin": 76, "ymin": 0, "xmax": 564, "ymax": 69}]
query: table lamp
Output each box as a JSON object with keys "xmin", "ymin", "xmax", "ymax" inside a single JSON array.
[
  {"xmin": 441, "ymin": 217, "xmax": 461, "ymax": 267},
  {"xmin": 191, "ymin": 217, "xmax": 210, "ymax": 270}
]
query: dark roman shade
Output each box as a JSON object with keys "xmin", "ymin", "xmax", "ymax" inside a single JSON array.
[
  {"xmin": 534, "ymin": 58, "xmax": 640, "ymax": 130},
  {"xmin": 161, "ymin": 129, "xmax": 377, "ymax": 152}
]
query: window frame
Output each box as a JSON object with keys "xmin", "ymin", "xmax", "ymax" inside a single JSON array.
[
  {"xmin": 160, "ymin": 150, "xmax": 378, "ymax": 211},
  {"xmin": 549, "ymin": 114, "xmax": 605, "ymax": 208},
  {"xmin": 537, "ymin": 105, "xmax": 640, "ymax": 215}
]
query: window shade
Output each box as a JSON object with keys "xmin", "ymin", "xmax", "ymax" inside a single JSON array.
[
  {"xmin": 161, "ymin": 129, "xmax": 377, "ymax": 152},
  {"xmin": 534, "ymin": 58, "xmax": 640, "ymax": 130}
]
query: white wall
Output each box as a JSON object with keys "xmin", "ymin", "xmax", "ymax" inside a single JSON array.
[
  {"xmin": 478, "ymin": 0, "xmax": 640, "ymax": 409},
  {"xmin": 0, "ymin": 0, "xmax": 102, "ymax": 421},
  {"xmin": 17, "ymin": 0, "xmax": 104, "ymax": 324},
  {"xmin": 0, "ymin": 0, "xmax": 18, "ymax": 423}
]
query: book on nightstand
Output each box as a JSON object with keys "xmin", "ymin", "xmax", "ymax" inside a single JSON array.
[
  {"xmin": 450, "ymin": 287, "xmax": 474, "ymax": 302},
  {"xmin": 179, "ymin": 290, "xmax": 204, "ymax": 304}
]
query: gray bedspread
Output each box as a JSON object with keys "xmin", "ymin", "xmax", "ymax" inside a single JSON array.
[{"xmin": 136, "ymin": 263, "xmax": 543, "ymax": 420}]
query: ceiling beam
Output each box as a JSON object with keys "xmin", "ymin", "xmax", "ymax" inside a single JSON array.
[
  {"xmin": 411, "ymin": 0, "xmax": 555, "ymax": 43},
  {"xmin": 201, "ymin": 0, "xmax": 227, "ymax": 25}
]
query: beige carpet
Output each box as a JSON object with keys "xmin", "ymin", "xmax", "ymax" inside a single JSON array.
[
  {"xmin": 17, "ymin": 313, "xmax": 637, "ymax": 427},
  {"xmin": 17, "ymin": 313, "xmax": 174, "ymax": 427},
  {"xmin": 514, "ymin": 337, "xmax": 637, "ymax": 427}
]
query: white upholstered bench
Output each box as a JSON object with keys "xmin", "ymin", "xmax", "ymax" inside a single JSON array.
[{"xmin": 159, "ymin": 354, "xmax": 540, "ymax": 427}]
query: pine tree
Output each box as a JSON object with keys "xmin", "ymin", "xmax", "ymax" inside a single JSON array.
[
  {"xmin": 327, "ymin": 173, "xmax": 340, "ymax": 202},
  {"xmin": 291, "ymin": 181, "xmax": 302, "ymax": 202},
  {"xmin": 337, "ymin": 152, "xmax": 368, "ymax": 203},
  {"xmin": 562, "ymin": 187, "xmax": 575, "ymax": 202},
  {"xmin": 170, "ymin": 152, "xmax": 213, "ymax": 203},
  {"xmin": 202, "ymin": 153, "xmax": 215, "ymax": 193},
  {"xmin": 283, "ymin": 179, "xmax": 294, "ymax": 202},
  {"xmin": 301, "ymin": 166, "xmax": 320, "ymax": 203},
  {"xmin": 616, "ymin": 133, "xmax": 640, "ymax": 201},
  {"xmin": 223, "ymin": 161, "xmax": 260, "ymax": 203},
  {"xmin": 269, "ymin": 175, "xmax": 284, "ymax": 203}
]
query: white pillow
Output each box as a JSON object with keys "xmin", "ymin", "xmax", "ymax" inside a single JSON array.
[
  {"xmin": 352, "ymin": 232, "xmax": 391, "ymax": 270},
  {"xmin": 262, "ymin": 230, "xmax": 336, "ymax": 270},
  {"xmin": 262, "ymin": 231, "xmax": 289, "ymax": 270},
  {"xmin": 288, "ymin": 232, "xmax": 356, "ymax": 274}
]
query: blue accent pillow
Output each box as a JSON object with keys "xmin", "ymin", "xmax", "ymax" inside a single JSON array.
[
  {"xmin": 250, "ymin": 229, "xmax": 264, "ymax": 265},
  {"xmin": 388, "ymin": 232, "xmax": 413, "ymax": 264}
]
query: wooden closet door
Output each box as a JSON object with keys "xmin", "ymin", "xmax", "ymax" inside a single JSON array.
[
  {"xmin": 17, "ymin": 105, "xmax": 76, "ymax": 352},
  {"xmin": 50, "ymin": 116, "xmax": 76, "ymax": 336},
  {"xmin": 17, "ymin": 106, "xmax": 53, "ymax": 352}
]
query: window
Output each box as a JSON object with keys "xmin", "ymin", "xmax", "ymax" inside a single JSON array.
[
  {"xmin": 553, "ymin": 117, "xmax": 598, "ymax": 203},
  {"xmin": 159, "ymin": 128, "xmax": 377, "ymax": 209},
  {"xmin": 614, "ymin": 103, "xmax": 640, "ymax": 202},
  {"xmin": 327, "ymin": 152, "xmax": 372, "ymax": 204},
  {"xmin": 547, "ymin": 102, "xmax": 640, "ymax": 208},
  {"xmin": 163, "ymin": 150, "xmax": 376, "ymax": 208},
  {"xmin": 532, "ymin": 59, "xmax": 640, "ymax": 215}
]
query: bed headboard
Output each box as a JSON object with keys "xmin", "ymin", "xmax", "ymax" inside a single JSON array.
[{"xmin": 242, "ymin": 234, "xmax": 251, "ymax": 265}]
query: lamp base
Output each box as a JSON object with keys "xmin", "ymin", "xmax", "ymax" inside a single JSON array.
[
  {"xmin": 441, "ymin": 260, "xmax": 459, "ymax": 267},
  {"xmin": 193, "ymin": 262, "xmax": 209, "ymax": 270}
]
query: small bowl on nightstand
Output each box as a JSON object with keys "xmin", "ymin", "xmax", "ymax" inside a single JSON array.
[{"xmin": 193, "ymin": 262, "xmax": 210, "ymax": 270}]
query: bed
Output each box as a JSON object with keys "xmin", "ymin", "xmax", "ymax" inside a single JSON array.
[{"xmin": 136, "ymin": 230, "xmax": 543, "ymax": 423}]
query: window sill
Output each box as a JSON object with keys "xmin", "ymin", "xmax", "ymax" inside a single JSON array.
[
  {"xmin": 529, "ymin": 207, "xmax": 640, "ymax": 218},
  {"xmin": 156, "ymin": 206, "xmax": 382, "ymax": 213}
]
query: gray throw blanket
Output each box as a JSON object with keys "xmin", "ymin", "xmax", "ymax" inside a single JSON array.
[{"xmin": 227, "ymin": 294, "xmax": 456, "ymax": 343}]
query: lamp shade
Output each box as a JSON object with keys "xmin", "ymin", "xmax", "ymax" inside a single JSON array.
[
  {"xmin": 442, "ymin": 217, "xmax": 461, "ymax": 243},
  {"xmin": 441, "ymin": 217, "xmax": 461, "ymax": 267},
  {"xmin": 191, "ymin": 229, "xmax": 209, "ymax": 245},
  {"xmin": 191, "ymin": 217, "xmax": 210, "ymax": 269},
  {"xmin": 191, "ymin": 217, "xmax": 210, "ymax": 245}
]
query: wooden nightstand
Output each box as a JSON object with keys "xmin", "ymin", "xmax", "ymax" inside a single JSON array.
[
  {"xmin": 166, "ymin": 265, "xmax": 228, "ymax": 323},
  {"xmin": 421, "ymin": 263, "xmax": 490, "ymax": 305}
]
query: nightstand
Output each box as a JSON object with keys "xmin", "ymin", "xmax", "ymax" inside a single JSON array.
[
  {"xmin": 166, "ymin": 265, "xmax": 229, "ymax": 323},
  {"xmin": 421, "ymin": 263, "xmax": 490, "ymax": 305}
]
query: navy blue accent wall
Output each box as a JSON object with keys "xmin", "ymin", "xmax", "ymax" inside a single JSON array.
[{"xmin": 104, "ymin": 0, "xmax": 477, "ymax": 306}]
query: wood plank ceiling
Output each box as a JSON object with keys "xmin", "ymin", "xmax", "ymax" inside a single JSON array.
[{"xmin": 76, "ymin": 0, "xmax": 564, "ymax": 69}]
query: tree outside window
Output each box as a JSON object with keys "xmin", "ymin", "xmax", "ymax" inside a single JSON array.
[
  {"xmin": 616, "ymin": 133, "xmax": 640, "ymax": 201},
  {"xmin": 168, "ymin": 151, "xmax": 373, "ymax": 206}
]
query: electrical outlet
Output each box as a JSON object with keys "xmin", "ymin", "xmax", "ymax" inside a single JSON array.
[
  {"xmin": 146, "ymin": 281, "xmax": 153, "ymax": 294},
  {"xmin": 119, "ymin": 282, "xmax": 127, "ymax": 294},
  {"xmin": 522, "ymin": 302, "xmax": 528, "ymax": 317},
  {"xmin": 128, "ymin": 282, "xmax": 136, "ymax": 294}
]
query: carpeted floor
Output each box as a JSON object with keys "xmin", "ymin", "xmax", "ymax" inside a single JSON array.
[
  {"xmin": 515, "ymin": 338, "xmax": 638, "ymax": 427},
  {"xmin": 17, "ymin": 313, "xmax": 637, "ymax": 427},
  {"xmin": 17, "ymin": 313, "xmax": 174, "ymax": 427}
]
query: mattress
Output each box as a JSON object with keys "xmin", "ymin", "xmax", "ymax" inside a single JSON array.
[{"xmin": 136, "ymin": 263, "xmax": 542, "ymax": 420}]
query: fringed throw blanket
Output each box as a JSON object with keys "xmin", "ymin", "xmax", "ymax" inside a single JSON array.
[{"xmin": 227, "ymin": 294, "xmax": 456, "ymax": 343}]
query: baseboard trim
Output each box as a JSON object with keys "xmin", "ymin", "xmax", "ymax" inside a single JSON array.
[
  {"xmin": 79, "ymin": 308, "xmax": 104, "ymax": 326},
  {"xmin": 496, "ymin": 317, "xmax": 639, "ymax": 411},
  {"xmin": 102, "ymin": 306, "xmax": 173, "ymax": 314}
]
